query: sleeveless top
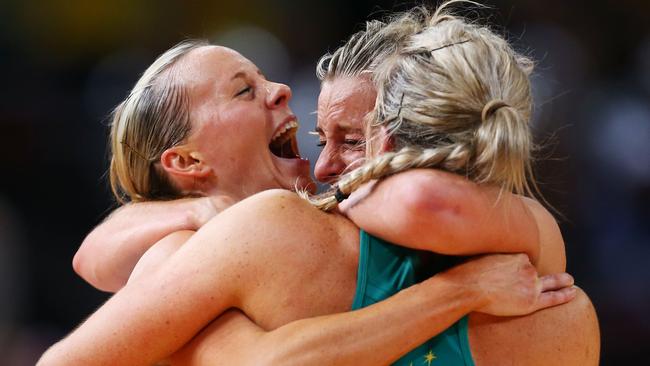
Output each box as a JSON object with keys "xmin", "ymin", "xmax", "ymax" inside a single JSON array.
[{"xmin": 352, "ymin": 230, "xmax": 475, "ymax": 366}]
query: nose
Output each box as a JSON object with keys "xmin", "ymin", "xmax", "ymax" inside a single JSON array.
[
  {"xmin": 314, "ymin": 145, "xmax": 347, "ymax": 184},
  {"xmin": 266, "ymin": 82, "xmax": 292, "ymax": 109}
]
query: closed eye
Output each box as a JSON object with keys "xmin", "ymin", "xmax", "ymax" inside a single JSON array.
[
  {"xmin": 235, "ymin": 86, "xmax": 252, "ymax": 97},
  {"xmin": 343, "ymin": 139, "xmax": 363, "ymax": 148}
]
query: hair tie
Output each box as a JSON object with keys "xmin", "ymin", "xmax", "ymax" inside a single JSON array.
[
  {"xmin": 481, "ymin": 100, "xmax": 509, "ymax": 122},
  {"xmin": 334, "ymin": 187, "xmax": 349, "ymax": 203}
]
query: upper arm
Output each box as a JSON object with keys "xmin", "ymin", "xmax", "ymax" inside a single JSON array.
[
  {"xmin": 522, "ymin": 197, "xmax": 566, "ymax": 274},
  {"xmin": 40, "ymin": 190, "xmax": 316, "ymax": 366},
  {"xmin": 346, "ymin": 169, "xmax": 540, "ymax": 261},
  {"xmin": 41, "ymin": 199, "xmax": 278, "ymax": 365},
  {"xmin": 127, "ymin": 230, "xmax": 195, "ymax": 284},
  {"xmin": 169, "ymin": 309, "xmax": 270, "ymax": 366},
  {"xmin": 469, "ymin": 288, "xmax": 599, "ymax": 366},
  {"xmin": 73, "ymin": 198, "xmax": 212, "ymax": 292}
]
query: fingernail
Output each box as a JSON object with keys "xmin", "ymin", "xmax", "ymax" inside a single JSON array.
[{"xmin": 564, "ymin": 273, "xmax": 574, "ymax": 283}]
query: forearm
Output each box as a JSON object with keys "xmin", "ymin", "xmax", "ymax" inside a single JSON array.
[
  {"xmin": 259, "ymin": 255, "xmax": 575, "ymax": 366},
  {"xmin": 172, "ymin": 272, "xmax": 481, "ymax": 366},
  {"xmin": 39, "ymin": 258, "xmax": 236, "ymax": 366},
  {"xmin": 41, "ymin": 208, "xmax": 260, "ymax": 366},
  {"xmin": 345, "ymin": 169, "xmax": 539, "ymax": 259},
  {"xmin": 260, "ymin": 274, "xmax": 478, "ymax": 366},
  {"xmin": 73, "ymin": 197, "xmax": 214, "ymax": 292}
]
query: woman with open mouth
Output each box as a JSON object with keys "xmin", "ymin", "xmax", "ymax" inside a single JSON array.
[{"xmin": 40, "ymin": 2, "xmax": 598, "ymax": 365}]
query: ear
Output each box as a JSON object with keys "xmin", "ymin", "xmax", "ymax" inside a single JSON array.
[
  {"xmin": 378, "ymin": 126, "xmax": 395, "ymax": 153},
  {"xmin": 160, "ymin": 146, "xmax": 212, "ymax": 178}
]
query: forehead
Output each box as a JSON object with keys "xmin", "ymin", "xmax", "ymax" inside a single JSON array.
[
  {"xmin": 177, "ymin": 46, "xmax": 257, "ymax": 96},
  {"xmin": 317, "ymin": 76, "xmax": 376, "ymax": 132},
  {"xmin": 175, "ymin": 46, "xmax": 260, "ymax": 129}
]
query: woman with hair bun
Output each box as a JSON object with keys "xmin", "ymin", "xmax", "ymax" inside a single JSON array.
[
  {"xmin": 40, "ymin": 3, "xmax": 597, "ymax": 365},
  {"xmin": 310, "ymin": 3, "xmax": 599, "ymax": 364}
]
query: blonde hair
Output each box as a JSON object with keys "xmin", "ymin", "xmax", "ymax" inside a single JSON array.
[
  {"xmin": 312, "ymin": 2, "xmax": 538, "ymax": 211},
  {"xmin": 316, "ymin": 7, "xmax": 433, "ymax": 82},
  {"xmin": 109, "ymin": 39, "xmax": 208, "ymax": 204}
]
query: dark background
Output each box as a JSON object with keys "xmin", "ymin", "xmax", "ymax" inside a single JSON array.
[{"xmin": 1, "ymin": 1, "xmax": 648, "ymax": 364}]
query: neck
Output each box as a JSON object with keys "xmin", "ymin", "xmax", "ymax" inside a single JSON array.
[{"xmin": 204, "ymin": 185, "xmax": 259, "ymax": 205}]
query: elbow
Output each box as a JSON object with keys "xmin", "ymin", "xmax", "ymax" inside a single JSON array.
[
  {"xmin": 72, "ymin": 246, "xmax": 89, "ymax": 281},
  {"xmin": 37, "ymin": 343, "xmax": 66, "ymax": 366},
  {"xmin": 37, "ymin": 352, "xmax": 54, "ymax": 366},
  {"xmin": 352, "ymin": 169, "xmax": 464, "ymax": 252},
  {"xmin": 72, "ymin": 238, "xmax": 121, "ymax": 293},
  {"xmin": 401, "ymin": 171, "xmax": 458, "ymax": 214},
  {"xmin": 72, "ymin": 242, "xmax": 97, "ymax": 287},
  {"xmin": 390, "ymin": 171, "xmax": 470, "ymax": 253}
]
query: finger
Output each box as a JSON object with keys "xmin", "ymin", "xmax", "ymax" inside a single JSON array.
[
  {"xmin": 539, "ymin": 273, "xmax": 574, "ymax": 291},
  {"xmin": 534, "ymin": 286, "xmax": 577, "ymax": 311}
]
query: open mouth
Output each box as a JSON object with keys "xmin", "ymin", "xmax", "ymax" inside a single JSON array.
[{"xmin": 269, "ymin": 121, "xmax": 301, "ymax": 159}]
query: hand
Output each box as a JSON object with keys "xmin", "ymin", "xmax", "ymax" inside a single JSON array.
[
  {"xmin": 338, "ymin": 180, "xmax": 378, "ymax": 216},
  {"xmin": 193, "ymin": 195, "xmax": 236, "ymax": 228},
  {"xmin": 209, "ymin": 195, "xmax": 236, "ymax": 214},
  {"xmin": 442, "ymin": 253, "xmax": 576, "ymax": 316}
]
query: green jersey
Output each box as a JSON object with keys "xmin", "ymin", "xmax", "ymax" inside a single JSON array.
[{"xmin": 352, "ymin": 230, "xmax": 474, "ymax": 366}]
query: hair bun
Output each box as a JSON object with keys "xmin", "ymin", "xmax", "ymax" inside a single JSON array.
[{"xmin": 481, "ymin": 100, "xmax": 509, "ymax": 122}]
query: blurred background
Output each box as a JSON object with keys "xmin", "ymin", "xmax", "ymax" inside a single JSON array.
[{"xmin": 0, "ymin": 0, "xmax": 648, "ymax": 364}]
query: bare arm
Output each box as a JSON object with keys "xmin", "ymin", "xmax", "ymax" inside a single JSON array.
[
  {"xmin": 256, "ymin": 255, "xmax": 576, "ymax": 366},
  {"xmin": 73, "ymin": 196, "xmax": 232, "ymax": 292},
  {"xmin": 39, "ymin": 191, "xmax": 575, "ymax": 366},
  {"xmin": 168, "ymin": 276, "xmax": 480, "ymax": 366},
  {"xmin": 341, "ymin": 169, "xmax": 542, "ymax": 263},
  {"xmin": 171, "ymin": 255, "xmax": 576, "ymax": 366},
  {"xmin": 469, "ymin": 287, "xmax": 600, "ymax": 366},
  {"xmin": 42, "ymin": 196, "xmax": 259, "ymax": 365}
]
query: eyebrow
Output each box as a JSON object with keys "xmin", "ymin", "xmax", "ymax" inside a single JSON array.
[
  {"xmin": 231, "ymin": 71, "xmax": 245, "ymax": 80},
  {"xmin": 231, "ymin": 69, "xmax": 265, "ymax": 80},
  {"xmin": 312, "ymin": 124, "xmax": 364, "ymax": 135}
]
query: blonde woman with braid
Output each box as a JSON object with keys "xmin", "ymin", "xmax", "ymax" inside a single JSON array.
[
  {"xmin": 310, "ymin": 4, "xmax": 600, "ymax": 364},
  {"xmin": 41, "ymin": 4, "xmax": 597, "ymax": 366}
]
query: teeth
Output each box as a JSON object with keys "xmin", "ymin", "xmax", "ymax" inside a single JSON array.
[{"xmin": 272, "ymin": 121, "xmax": 299, "ymax": 142}]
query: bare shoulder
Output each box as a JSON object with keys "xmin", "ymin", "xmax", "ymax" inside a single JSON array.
[
  {"xmin": 230, "ymin": 189, "xmax": 343, "ymax": 228},
  {"xmin": 521, "ymin": 197, "xmax": 554, "ymax": 223},
  {"xmin": 239, "ymin": 189, "xmax": 322, "ymax": 215},
  {"xmin": 241, "ymin": 189, "xmax": 354, "ymax": 227},
  {"xmin": 469, "ymin": 288, "xmax": 600, "ymax": 366},
  {"xmin": 202, "ymin": 189, "xmax": 357, "ymax": 259},
  {"xmin": 520, "ymin": 197, "xmax": 566, "ymax": 273}
]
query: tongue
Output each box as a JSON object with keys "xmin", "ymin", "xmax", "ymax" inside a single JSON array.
[{"xmin": 270, "ymin": 138, "xmax": 298, "ymax": 159}]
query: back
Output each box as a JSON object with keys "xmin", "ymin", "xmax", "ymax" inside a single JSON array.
[{"xmin": 233, "ymin": 189, "xmax": 361, "ymax": 330}]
